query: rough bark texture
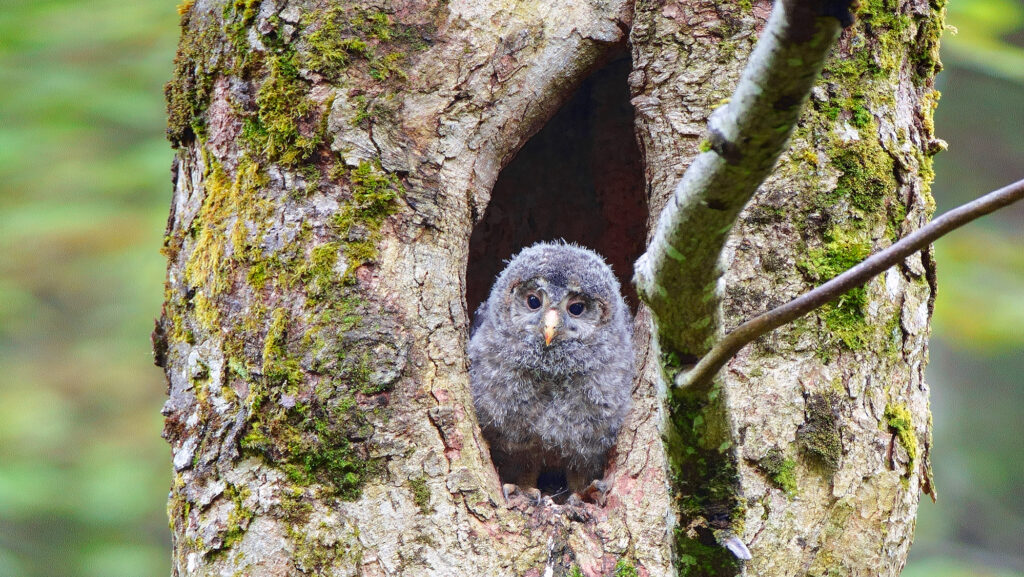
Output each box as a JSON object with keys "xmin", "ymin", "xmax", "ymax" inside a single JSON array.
[
  {"xmin": 634, "ymin": 0, "xmax": 847, "ymax": 361},
  {"xmin": 157, "ymin": 0, "xmax": 673, "ymax": 575},
  {"xmin": 629, "ymin": 0, "xmax": 942, "ymax": 575},
  {"xmin": 156, "ymin": 0, "xmax": 942, "ymax": 575}
]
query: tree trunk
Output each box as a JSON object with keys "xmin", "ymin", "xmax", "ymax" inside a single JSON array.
[{"xmin": 155, "ymin": 0, "xmax": 942, "ymax": 575}]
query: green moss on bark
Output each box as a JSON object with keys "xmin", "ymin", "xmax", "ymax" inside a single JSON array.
[
  {"xmin": 288, "ymin": 523, "xmax": 363, "ymax": 574},
  {"xmin": 797, "ymin": 229, "xmax": 873, "ymax": 350},
  {"xmin": 667, "ymin": 387, "xmax": 744, "ymax": 577},
  {"xmin": 161, "ymin": 0, "xmax": 419, "ymax": 552},
  {"xmin": 300, "ymin": 6, "xmax": 426, "ymax": 83},
  {"xmin": 223, "ymin": 159, "xmax": 406, "ymax": 500},
  {"xmin": 220, "ymin": 484, "xmax": 255, "ymax": 551},
  {"xmin": 241, "ymin": 379, "xmax": 375, "ymax": 500},
  {"xmin": 165, "ymin": 8, "xmax": 220, "ymax": 146},
  {"xmin": 757, "ymin": 448, "xmax": 798, "ymax": 497},
  {"xmin": 830, "ymin": 140, "xmax": 897, "ymax": 214},
  {"xmin": 241, "ymin": 53, "xmax": 322, "ymax": 167},
  {"xmin": 193, "ymin": 290, "xmax": 221, "ymax": 333},
  {"xmin": 885, "ymin": 402, "xmax": 918, "ymax": 465},
  {"xmin": 303, "ymin": 242, "xmax": 342, "ymax": 298},
  {"xmin": 798, "ymin": 392, "xmax": 844, "ymax": 473},
  {"xmin": 614, "ymin": 559, "xmax": 639, "ymax": 577},
  {"xmin": 409, "ymin": 477, "xmax": 433, "ymax": 514},
  {"xmin": 232, "ymin": 286, "xmax": 389, "ymax": 500},
  {"xmin": 333, "ymin": 161, "xmax": 404, "ymax": 281},
  {"xmin": 184, "ymin": 156, "xmax": 273, "ymax": 296}
]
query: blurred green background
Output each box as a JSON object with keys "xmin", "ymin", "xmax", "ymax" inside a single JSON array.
[{"xmin": 0, "ymin": 1, "xmax": 1020, "ymax": 576}]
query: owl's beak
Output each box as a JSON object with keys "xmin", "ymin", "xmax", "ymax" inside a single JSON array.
[{"xmin": 543, "ymin": 309, "xmax": 560, "ymax": 346}]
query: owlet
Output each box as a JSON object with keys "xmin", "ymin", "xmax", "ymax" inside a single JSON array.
[{"xmin": 468, "ymin": 241, "xmax": 634, "ymax": 498}]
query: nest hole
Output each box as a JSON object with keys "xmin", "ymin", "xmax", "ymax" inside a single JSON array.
[{"xmin": 467, "ymin": 55, "xmax": 648, "ymax": 316}]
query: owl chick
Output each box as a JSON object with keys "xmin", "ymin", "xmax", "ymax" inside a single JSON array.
[{"xmin": 469, "ymin": 241, "xmax": 634, "ymax": 500}]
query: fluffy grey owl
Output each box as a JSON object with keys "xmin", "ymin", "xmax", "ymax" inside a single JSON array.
[{"xmin": 469, "ymin": 241, "xmax": 634, "ymax": 498}]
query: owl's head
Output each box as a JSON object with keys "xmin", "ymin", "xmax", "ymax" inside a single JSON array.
[{"xmin": 487, "ymin": 241, "xmax": 628, "ymax": 348}]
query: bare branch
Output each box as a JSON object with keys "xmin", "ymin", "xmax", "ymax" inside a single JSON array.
[
  {"xmin": 635, "ymin": 0, "xmax": 855, "ymax": 359},
  {"xmin": 677, "ymin": 177, "xmax": 1024, "ymax": 390}
]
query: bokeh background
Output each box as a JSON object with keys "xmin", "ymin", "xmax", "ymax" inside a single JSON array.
[{"xmin": 0, "ymin": 0, "xmax": 1021, "ymax": 575}]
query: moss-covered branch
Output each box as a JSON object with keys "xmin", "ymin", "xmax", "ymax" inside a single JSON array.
[{"xmin": 635, "ymin": 0, "xmax": 855, "ymax": 368}]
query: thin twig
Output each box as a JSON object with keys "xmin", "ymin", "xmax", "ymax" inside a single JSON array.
[{"xmin": 677, "ymin": 177, "xmax": 1024, "ymax": 389}]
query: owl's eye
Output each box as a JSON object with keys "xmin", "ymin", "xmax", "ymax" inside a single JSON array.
[
  {"xmin": 526, "ymin": 294, "xmax": 542, "ymax": 309},
  {"xmin": 567, "ymin": 302, "xmax": 585, "ymax": 316}
]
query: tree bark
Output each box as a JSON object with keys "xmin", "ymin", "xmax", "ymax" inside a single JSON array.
[
  {"xmin": 155, "ymin": 0, "xmax": 943, "ymax": 575},
  {"xmin": 630, "ymin": 0, "xmax": 942, "ymax": 574}
]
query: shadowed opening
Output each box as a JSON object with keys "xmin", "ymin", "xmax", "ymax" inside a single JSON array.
[{"xmin": 467, "ymin": 55, "xmax": 648, "ymax": 317}]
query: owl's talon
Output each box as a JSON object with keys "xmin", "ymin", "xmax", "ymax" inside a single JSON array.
[
  {"xmin": 502, "ymin": 483, "xmax": 519, "ymax": 501},
  {"xmin": 579, "ymin": 479, "xmax": 609, "ymax": 506},
  {"xmin": 501, "ymin": 483, "xmax": 542, "ymax": 505},
  {"xmin": 564, "ymin": 493, "xmax": 593, "ymax": 522},
  {"xmin": 524, "ymin": 487, "xmax": 542, "ymax": 504}
]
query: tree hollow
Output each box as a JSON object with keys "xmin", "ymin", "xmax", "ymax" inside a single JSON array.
[{"xmin": 467, "ymin": 56, "xmax": 647, "ymax": 316}]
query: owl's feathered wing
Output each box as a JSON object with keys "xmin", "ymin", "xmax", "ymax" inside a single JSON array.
[{"xmin": 469, "ymin": 300, "xmax": 488, "ymax": 338}]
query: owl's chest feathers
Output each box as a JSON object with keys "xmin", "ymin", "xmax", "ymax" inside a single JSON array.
[
  {"xmin": 513, "ymin": 336, "xmax": 598, "ymax": 376},
  {"xmin": 487, "ymin": 364, "xmax": 614, "ymax": 437},
  {"xmin": 513, "ymin": 368, "xmax": 583, "ymax": 403}
]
